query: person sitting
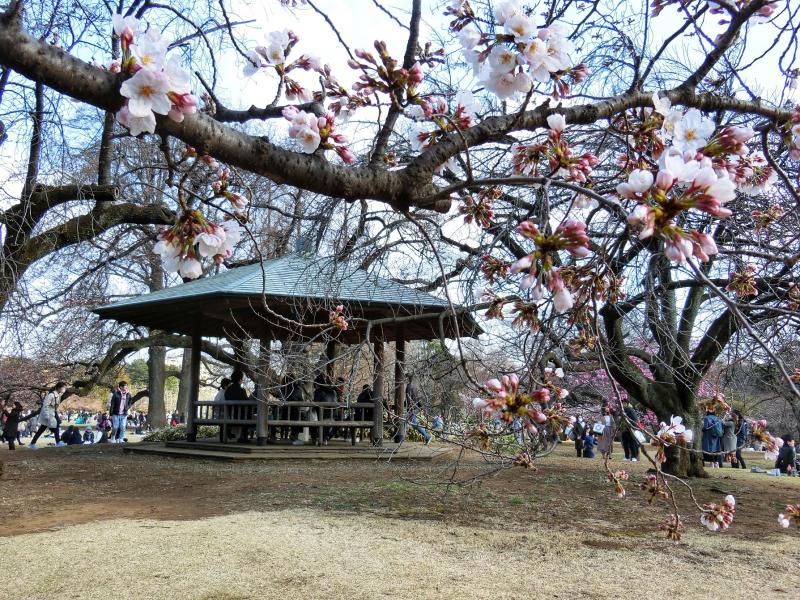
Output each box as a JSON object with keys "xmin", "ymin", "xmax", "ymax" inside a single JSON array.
[
  {"xmin": 225, "ymin": 370, "xmax": 251, "ymax": 442},
  {"xmin": 82, "ymin": 427, "xmax": 95, "ymax": 444},
  {"xmin": 62, "ymin": 425, "xmax": 83, "ymax": 445},
  {"xmin": 97, "ymin": 426, "xmax": 112, "ymax": 444},
  {"xmin": 776, "ymin": 435, "xmax": 796, "ymax": 474}
]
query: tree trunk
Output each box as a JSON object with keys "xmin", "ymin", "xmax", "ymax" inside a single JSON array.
[
  {"xmin": 146, "ymin": 247, "xmax": 167, "ymax": 428},
  {"xmin": 662, "ymin": 407, "xmax": 707, "ymax": 478},
  {"xmin": 176, "ymin": 348, "xmax": 192, "ymax": 417},
  {"xmin": 147, "ymin": 345, "xmax": 166, "ymax": 428}
]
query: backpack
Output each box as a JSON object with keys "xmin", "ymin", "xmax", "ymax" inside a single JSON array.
[{"xmin": 711, "ymin": 419, "xmax": 723, "ymax": 438}]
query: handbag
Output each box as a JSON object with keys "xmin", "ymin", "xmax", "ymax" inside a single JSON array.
[
  {"xmin": 592, "ymin": 422, "xmax": 605, "ymax": 435},
  {"xmin": 633, "ymin": 430, "xmax": 647, "ymax": 444}
]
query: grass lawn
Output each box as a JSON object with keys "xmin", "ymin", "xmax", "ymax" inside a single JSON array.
[{"xmin": 0, "ymin": 442, "xmax": 797, "ymax": 599}]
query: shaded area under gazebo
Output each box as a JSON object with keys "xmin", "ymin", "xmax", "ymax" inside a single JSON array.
[{"xmin": 94, "ymin": 252, "xmax": 480, "ymax": 452}]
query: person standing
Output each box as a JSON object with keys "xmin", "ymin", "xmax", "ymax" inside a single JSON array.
[
  {"xmin": 701, "ymin": 409, "xmax": 723, "ymax": 468},
  {"xmin": 597, "ymin": 406, "xmax": 615, "ymax": 459},
  {"xmin": 775, "ymin": 435, "xmax": 796, "ymax": 474},
  {"xmin": 109, "ymin": 381, "xmax": 132, "ymax": 443},
  {"xmin": 405, "ymin": 374, "xmax": 431, "ymax": 445},
  {"xmin": 721, "ymin": 414, "xmax": 737, "ymax": 467},
  {"xmin": 574, "ymin": 423, "xmax": 585, "ymax": 458},
  {"xmin": 2, "ymin": 401, "xmax": 36, "ymax": 450},
  {"xmin": 582, "ymin": 426, "xmax": 597, "ymax": 458},
  {"xmin": 29, "ymin": 382, "xmax": 68, "ymax": 449},
  {"xmin": 620, "ymin": 400, "xmax": 640, "ymax": 462},
  {"xmin": 732, "ymin": 410, "xmax": 749, "ymax": 469}
]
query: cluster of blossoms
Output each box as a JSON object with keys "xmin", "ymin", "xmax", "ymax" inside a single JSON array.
[
  {"xmin": 660, "ymin": 514, "xmax": 684, "ymax": 541},
  {"xmin": 509, "ymin": 219, "xmax": 590, "ymax": 313},
  {"xmin": 726, "ymin": 266, "xmax": 758, "ymax": 298},
  {"xmin": 471, "ymin": 373, "xmax": 573, "ymax": 438},
  {"xmin": 409, "ymin": 92, "xmax": 477, "ymax": 173},
  {"xmin": 153, "ymin": 210, "xmax": 242, "ymax": 279},
  {"xmin": 752, "ymin": 204, "xmax": 784, "ymax": 232},
  {"xmin": 640, "ymin": 474, "xmax": 668, "ymax": 504},
  {"xmin": 243, "ymin": 30, "xmax": 327, "ymax": 102},
  {"xmin": 282, "ymin": 107, "xmax": 354, "ymax": 163},
  {"xmin": 512, "ymin": 114, "xmax": 599, "ymax": 183},
  {"xmin": 459, "ymin": 186, "xmax": 499, "ymax": 229},
  {"xmin": 778, "ymin": 503, "xmax": 800, "ymax": 529},
  {"xmin": 112, "ymin": 14, "xmax": 198, "ymax": 136},
  {"xmin": 700, "ymin": 495, "xmax": 736, "ymax": 532},
  {"xmin": 211, "ymin": 169, "xmax": 247, "ymax": 211},
  {"xmin": 451, "ymin": 1, "xmax": 588, "ymax": 99},
  {"xmin": 349, "ymin": 42, "xmax": 424, "ymax": 103},
  {"xmin": 329, "ymin": 305, "xmax": 348, "ymax": 331},
  {"xmin": 751, "ymin": 419, "xmax": 784, "ymax": 453},
  {"xmin": 480, "ymin": 255, "xmax": 510, "ymax": 283},
  {"xmin": 607, "ymin": 469, "xmax": 630, "ymax": 499},
  {"xmin": 618, "ymin": 93, "xmax": 779, "ymax": 263},
  {"xmin": 651, "ymin": 415, "xmax": 693, "ymax": 464},
  {"xmin": 699, "ymin": 392, "xmax": 731, "ymax": 414}
]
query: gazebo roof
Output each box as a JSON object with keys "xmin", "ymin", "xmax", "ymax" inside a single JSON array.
[{"xmin": 94, "ymin": 253, "xmax": 481, "ymax": 342}]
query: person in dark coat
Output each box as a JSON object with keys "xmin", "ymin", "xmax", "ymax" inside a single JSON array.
[
  {"xmin": 108, "ymin": 381, "xmax": 132, "ymax": 443},
  {"xmin": 776, "ymin": 435, "xmax": 796, "ymax": 474},
  {"xmin": 620, "ymin": 400, "xmax": 640, "ymax": 462},
  {"xmin": 574, "ymin": 424, "xmax": 585, "ymax": 458},
  {"xmin": 62, "ymin": 425, "xmax": 83, "ymax": 445},
  {"xmin": 732, "ymin": 410, "xmax": 748, "ymax": 469},
  {"xmin": 2, "ymin": 401, "xmax": 37, "ymax": 450},
  {"xmin": 582, "ymin": 427, "xmax": 597, "ymax": 458},
  {"xmin": 82, "ymin": 427, "xmax": 95, "ymax": 444},
  {"xmin": 225, "ymin": 370, "xmax": 251, "ymax": 442}
]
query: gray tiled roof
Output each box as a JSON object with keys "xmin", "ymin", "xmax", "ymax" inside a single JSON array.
[{"xmin": 97, "ymin": 253, "xmax": 452, "ymax": 311}]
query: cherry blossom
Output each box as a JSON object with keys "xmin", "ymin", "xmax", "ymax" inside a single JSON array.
[
  {"xmin": 329, "ymin": 305, "xmax": 349, "ymax": 331},
  {"xmin": 120, "ymin": 68, "xmax": 171, "ymax": 118},
  {"xmin": 701, "ymin": 495, "xmax": 736, "ymax": 532},
  {"xmin": 131, "ymin": 29, "xmax": 169, "ymax": 71},
  {"xmin": 778, "ymin": 504, "xmax": 800, "ymax": 529},
  {"xmin": 673, "ymin": 109, "xmax": 715, "ymax": 153}
]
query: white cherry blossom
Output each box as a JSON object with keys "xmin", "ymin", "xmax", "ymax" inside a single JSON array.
[
  {"xmin": 674, "ymin": 109, "xmax": 715, "ymax": 153},
  {"xmin": 120, "ymin": 68, "xmax": 171, "ymax": 117}
]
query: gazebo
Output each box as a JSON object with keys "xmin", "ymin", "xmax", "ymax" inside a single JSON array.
[{"xmin": 94, "ymin": 252, "xmax": 480, "ymax": 449}]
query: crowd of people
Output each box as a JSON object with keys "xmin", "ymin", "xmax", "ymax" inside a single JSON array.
[
  {"xmin": 208, "ymin": 369, "xmax": 432, "ymax": 446},
  {"xmin": 0, "ymin": 380, "xmax": 151, "ymax": 450},
  {"xmin": 565, "ymin": 400, "xmax": 798, "ymax": 475}
]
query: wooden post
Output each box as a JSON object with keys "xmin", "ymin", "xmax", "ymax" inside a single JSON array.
[
  {"xmin": 186, "ymin": 332, "xmax": 201, "ymax": 442},
  {"xmin": 393, "ymin": 327, "xmax": 406, "ymax": 443},
  {"xmin": 256, "ymin": 332, "xmax": 272, "ymax": 446},
  {"xmin": 372, "ymin": 334, "xmax": 385, "ymax": 446}
]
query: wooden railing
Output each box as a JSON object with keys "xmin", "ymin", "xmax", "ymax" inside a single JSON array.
[{"xmin": 192, "ymin": 399, "xmax": 380, "ymax": 445}]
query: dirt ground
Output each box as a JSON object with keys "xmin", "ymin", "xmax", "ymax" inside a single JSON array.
[{"xmin": 0, "ymin": 443, "xmax": 798, "ymax": 599}]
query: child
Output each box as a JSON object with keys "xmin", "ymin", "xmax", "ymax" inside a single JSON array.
[
  {"xmin": 2, "ymin": 401, "xmax": 37, "ymax": 450},
  {"xmin": 583, "ymin": 426, "xmax": 597, "ymax": 458}
]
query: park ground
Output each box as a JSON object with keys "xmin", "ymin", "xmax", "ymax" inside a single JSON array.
[{"xmin": 0, "ymin": 442, "xmax": 798, "ymax": 599}]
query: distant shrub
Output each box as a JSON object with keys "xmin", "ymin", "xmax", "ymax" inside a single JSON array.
[{"xmin": 142, "ymin": 425, "xmax": 219, "ymax": 442}]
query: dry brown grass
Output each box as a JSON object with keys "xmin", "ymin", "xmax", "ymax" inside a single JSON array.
[{"xmin": 0, "ymin": 508, "xmax": 798, "ymax": 600}]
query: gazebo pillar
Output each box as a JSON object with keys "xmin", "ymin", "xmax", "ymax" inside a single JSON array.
[
  {"xmin": 256, "ymin": 332, "xmax": 272, "ymax": 446},
  {"xmin": 393, "ymin": 327, "xmax": 406, "ymax": 443},
  {"xmin": 186, "ymin": 331, "xmax": 201, "ymax": 442},
  {"xmin": 325, "ymin": 339, "xmax": 337, "ymax": 379},
  {"xmin": 372, "ymin": 333, "xmax": 385, "ymax": 446}
]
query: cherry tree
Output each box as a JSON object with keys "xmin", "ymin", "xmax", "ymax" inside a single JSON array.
[{"xmin": 0, "ymin": 0, "xmax": 799, "ymax": 535}]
